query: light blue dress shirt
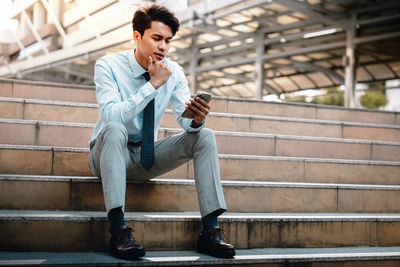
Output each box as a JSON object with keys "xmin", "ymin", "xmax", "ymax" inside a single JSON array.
[{"xmin": 90, "ymin": 49, "xmax": 204, "ymax": 144}]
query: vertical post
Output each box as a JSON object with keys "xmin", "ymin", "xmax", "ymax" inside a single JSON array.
[
  {"xmin": 254, "ymin": 33, "xmax": 265, "ymax": 100},
  {"xmin": 344, "ymin": 15, "xmax": 356, "ymax": 108},
  {"xmin": 33, "ymin": 2, "xmax": 46, "ymax": 30},
  {"xmin": 189, "ymin": 36, "xmax": 198, "ymax": 94},
  {"xmin": 41, "ymin": 0, "xmax": 69, "ymax": 47}
]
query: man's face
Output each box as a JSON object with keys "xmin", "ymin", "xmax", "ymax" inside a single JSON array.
[{"xmin": 134, "ymin": 21, "xmax": 173, "ymax": 67}]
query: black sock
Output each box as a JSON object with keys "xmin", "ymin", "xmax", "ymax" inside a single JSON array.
[
  {"xmin": 107, "ymin": 206, "xmax": 126, "ymax": 235},
  {"xmin": 201, "ymin": 210, "xmax": 219, "ymax": 234}
]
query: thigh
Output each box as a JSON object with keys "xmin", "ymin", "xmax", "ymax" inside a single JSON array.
[
  {"xmin": 126, "ymin": 131, "xmax": 198, "ymax": 180},
  {"xmin": 89, "ymin": 124, "xmax": 132, "ymax": 177}
]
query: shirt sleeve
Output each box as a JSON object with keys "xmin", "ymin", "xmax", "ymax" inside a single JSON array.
[
  {"xmin": 169, "ymin": 65, "xmax": 205, "ymax": 132},
  {"xmin": 94, "ymin": 58, "xmax": 158, "ymax": 124}
]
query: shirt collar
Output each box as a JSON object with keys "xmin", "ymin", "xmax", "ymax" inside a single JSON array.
[{"xmin": 128, "ymin": 49, "xmax": 147, "ymax": 78}]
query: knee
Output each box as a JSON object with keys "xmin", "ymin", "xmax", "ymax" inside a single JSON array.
[
  {"xmin": 102, "ymin": 122, "xmax": 127, "ymax": 144},
  {"xmin": 197, "ymin": 128, "xmax": 216, "ymax": 147}
]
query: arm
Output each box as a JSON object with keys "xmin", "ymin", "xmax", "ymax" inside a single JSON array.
[
  {"xmin": 94, "ymin": 58, "xmax": 157, "ymax": 124},
  {"xmin": 170, "ymin": 66, "xmax": 206, "ymax": 132}
]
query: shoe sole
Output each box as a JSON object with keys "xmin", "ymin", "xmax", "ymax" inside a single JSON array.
[
  {"xmin": 110, "ymin": 250, "xmax": 146, "ymax": 260},
  {"xmin": 197, "ymin": 248, "xmax": 236, "ymax": 258}
]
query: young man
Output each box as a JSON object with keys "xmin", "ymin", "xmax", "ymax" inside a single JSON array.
[{"xmin": 89, "ymin": 4, "xmax": 235, "ymax": 260}]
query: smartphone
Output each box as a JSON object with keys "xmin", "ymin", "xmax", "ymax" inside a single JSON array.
[{"xmin": 181, "ymin": 92, "xmax": 212, "ymax": 119}]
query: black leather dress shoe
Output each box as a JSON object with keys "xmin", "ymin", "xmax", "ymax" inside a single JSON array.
[
  {"xmin": 109, "ymin": 225, "xmax": 145, "ymax": 260},
  {"xmin": 197, "ymin": 227, "xmax": 236, "ymax": 258}
]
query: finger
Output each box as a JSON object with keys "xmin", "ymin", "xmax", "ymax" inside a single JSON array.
[
  {"xmin": 195, "ymin": 97, "xmax": 211, "ymax": 109},
  {"xmin": 191, "ymin": 98, "xmax": 209, "ymax": 114},
  {"xmin": 160, "ymin": 62, "xmax": 171, "ymax": 71},
  {"xmin": 148, "ymin": 56, "xmax": 154, "ymax": 68},
  {"xmin": 188, "ymin": 102, "xmax": 206, "ymax": 118}
]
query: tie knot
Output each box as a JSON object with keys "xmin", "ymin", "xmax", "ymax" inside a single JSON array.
[{"xmin": 143, "ymin": 72, "xmax": 150, "ymax": 81}]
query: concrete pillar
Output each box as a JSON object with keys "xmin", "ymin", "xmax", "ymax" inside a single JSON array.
[
  {"xmin": 189, "ymin": 36, "xmax": 198, "ymax": 94},
  {"xmin": 344, "ymin": 15, "xmax": 357, "ymax": 108},
  {"xmin": 385, "ymin": 79, "xmax": 400, "ymax": 111},
  {"xmin": 33, "ymin": 2, "xmax": 46, "ymax": 30},
  {"xmin": 254, "ymin": 34, "xmax": 265, "ymax": 100}
]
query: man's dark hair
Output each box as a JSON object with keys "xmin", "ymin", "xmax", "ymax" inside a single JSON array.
[{"xmin": 132, "ymin": 4, "xmax": 180, "ymax": 36}]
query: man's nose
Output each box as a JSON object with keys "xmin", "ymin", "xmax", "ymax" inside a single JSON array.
[{"xmin": 158, "ymin": 40, "xmax": 166, "ymax": 50}]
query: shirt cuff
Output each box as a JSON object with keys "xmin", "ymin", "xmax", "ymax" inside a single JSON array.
[
  {"xmin": 142, "ymin": 81, "xmax": 157, "ymax": 97},
  {"xmin": 187, "ymin": 118, "xmax": 206, "ymax": 132},
  {"xmin": 128, "ymin": 81, "xmax": 158, "ymax": 106}
]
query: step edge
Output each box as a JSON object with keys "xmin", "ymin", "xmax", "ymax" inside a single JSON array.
[
  {"xmin": 0, "ymin": 78, "xmax": 95, "ymax": 90},
  {"xmin": 2, "ymin": 77, "xmax": 397, "ymax": 116},
  {"xmin": 1, "ymin": 144, "xmax": 399, "ymax": 166},
  {"xmin": 3, "ymin": 118, "xmax": 400, "ymax": 145},
  {"xmin": 1, "ymin": 248, "xmax": 400, "ymax": 265},
  {"xmin": 2, "ymin": 210, "xmax": 400, "ymax": 222},
  {"xmin": 1, "ymin": 175, "xmax": 400, "ymax": 191},
  {"xmin": 1, "ymin": 96, "xmax": 398, "ymax": 128}
]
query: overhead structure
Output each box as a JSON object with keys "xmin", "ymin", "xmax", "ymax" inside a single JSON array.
[{"xmin": 1, "ymin": 0, "xmax": 400, "ymax": 107}]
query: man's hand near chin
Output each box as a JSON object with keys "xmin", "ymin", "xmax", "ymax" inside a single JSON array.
[
  {"xmin": 185, "ymin": 96, "xmax": 210, "ymax": 127},
  {"xmin": 148, "ymin": 56, "xmax": 171, "ymax": 89}
]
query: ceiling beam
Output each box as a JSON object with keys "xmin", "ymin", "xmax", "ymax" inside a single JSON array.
[
  {"xmin": 277, "ymin": 0, "xmax": 341, "ymax": 25},
  {"xmin": 291, "ymin": 61, "xmax": 344, "ymax": 84}
]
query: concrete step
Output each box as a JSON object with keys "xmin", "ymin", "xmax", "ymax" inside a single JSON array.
[
  {"xmin": 1, "ymin": 175, "xmax": 400, "ymax": 213},
  {"xmin": 1, "ymin": 210, "xmax": 400, "ymax": 251},
  {"xmin": 2, "ymin": 97, "xmax": 400, "ymax": 142},
  {"xmin": 1, "ymin": 247, "xmax": 400, "ymax": 266},
  {"xmin": 1, "ymin": 144, "xmax": 399, "ymax": 185},
  {"xmin": 2, "ymin": 118, "xmax": 400, "ymax": 161},
  {"xmin": 0, "ymin": 97, "xmax": 98, "ymax": 124},
  {"xmin": 2, "ymin": 78, "xmax": 399, "ymax": 126},
  {"xmin": 0, "ymin": 78, "xmax": 96, "ymax": 104}
]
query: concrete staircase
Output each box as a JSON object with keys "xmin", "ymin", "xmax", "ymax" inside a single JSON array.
[{"xmin": 1, "ymin": 78, "xmax": 400, "ymax": 266}]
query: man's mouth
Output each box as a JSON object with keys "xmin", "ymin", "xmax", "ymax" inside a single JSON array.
[{"xmin": 154, "ymin": 53, "xmax": 164, "ymax": 60}]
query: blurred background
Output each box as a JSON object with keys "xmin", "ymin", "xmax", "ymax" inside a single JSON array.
[{"xmin": 0, "ymin": 0, "xmax": 399, "ymax": 110}]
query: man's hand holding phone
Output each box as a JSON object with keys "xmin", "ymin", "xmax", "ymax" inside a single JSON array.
[{"xmin": 181, "ymin": 92, "xmax": 212, "ymax": 126}]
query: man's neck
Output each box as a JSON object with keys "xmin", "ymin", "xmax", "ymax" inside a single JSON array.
[{"xmin": 134, "ymin": 49, "xmax": 148, "ymax": 70}]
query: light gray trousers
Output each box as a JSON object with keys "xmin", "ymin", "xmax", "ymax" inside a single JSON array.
[{"xmin": 88, "ymin": 122, "xmax": 227, "ymax": 217}]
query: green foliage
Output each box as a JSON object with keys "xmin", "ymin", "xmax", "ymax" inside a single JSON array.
[
  {"xmin": 310, "ymin": 93, "xmax": 344, "ymax": 106},
  {"xmin": 289, "ymin": 96, "xmax": 307, "ymax": 103},
  {"xmin": 284, "ymin": 84, "xmax": 388, "ymax": 109},
  {"xmin": 285, "ymin": 87, "xmax": 345, "ymax": 107},
  {"xmin": 359, "ymin": 90, "xmax": 387, "ymax": 109}
]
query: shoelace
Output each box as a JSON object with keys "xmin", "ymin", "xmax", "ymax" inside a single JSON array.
[
  {"xmin": 214, "ymin": 228, "xmax": 226, "ymax": 242},
  {"xmin": 120, "ymin": 227, "xmax": 134, "ymax": 242}
]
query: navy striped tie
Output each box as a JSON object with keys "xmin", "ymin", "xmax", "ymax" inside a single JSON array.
[{"xmin": 141, "ymin": 72, "xmax": 155, "ymax": 171}]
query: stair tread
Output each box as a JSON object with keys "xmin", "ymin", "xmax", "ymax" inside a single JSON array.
[
  {"xmin": 1, "ymin": 78, "xmax": 398, "ymax": 115},
  {"xmin": 1, "ymin": 96, "xmax": 399, "ymax": 129},
  {"xmin": 2, "ymin": 174, "xmax": 400, "ymax": 190},
  {"xmin": 1, "ymin": 143, "xmax": 399, "ymax": 165},
  {"xmin": 1, "ymin": 247, "xmax": 400, "ymax": 266},
  {"xmin": 2, "ymin": 210, "xmax": 400, "ymax": 222},
  {"xmin": 2, "ymin": 117, "xmax": 400, "ymax": 145}
]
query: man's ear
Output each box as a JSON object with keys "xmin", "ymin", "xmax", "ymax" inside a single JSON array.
[{"xmin": 133, "ymin": 31, "xmax": 141, "ymax": 43}]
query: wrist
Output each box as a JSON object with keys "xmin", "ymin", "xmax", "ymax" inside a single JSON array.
[
  {"xmin": 191, "ymin": 119, "xmax": 204, "ymax": 128},
  {"xmin": 150, "ymin": 79, "xmax": 162, "ymax": 89}
]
